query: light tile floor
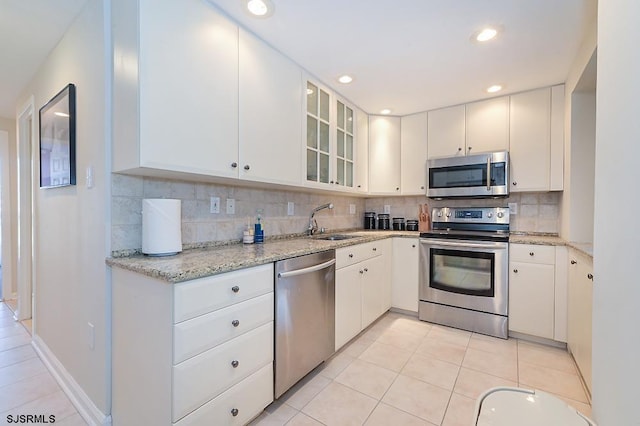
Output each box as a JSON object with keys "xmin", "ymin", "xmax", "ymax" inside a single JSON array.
[
  {"xmin": 252, "ymin": 312, "xmax": 591, "ymax": 426},
  {"xmin": 0, "ymin": 302, "xmax": 87, "ymax": 425}
]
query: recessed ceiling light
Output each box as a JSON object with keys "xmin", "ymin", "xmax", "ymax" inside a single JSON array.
[
  {"xmin": 244, "ymin": 0, "xmax": 274, "ymax": 18},
  {"xmin": 486, "ymin": 85, "xmax": 503, "ymax": 93},
  {"xmin": 380, "ymin": 109, "xmax": 392, "ymax": 115},
  {"xmin": 476, "ymin": 28, "xmax": 498, "ymax": 42},
  {"xmin": 338, "ymin": 75, "xmax": 353, "ymax": 84}
]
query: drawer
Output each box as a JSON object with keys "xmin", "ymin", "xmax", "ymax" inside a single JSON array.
[
  {"xmin": 172, "ymin": 322, "xmax": 273, "ymax": 422},
  {"xmin": 510, "ymin": 243, "xmax": 555, "ymax": 265},
  {"xmin": 174, "ymin": 293, "xmax": 274, "ymax": 364},
  {"xmin": 174, "ymin": 363, "xmax": 273, "ymax": 426},
  {"xmin": 174, "ymin": 263, "xmax": 274, "ymax": 323},
  {"xmin": 336, "ymin": 240, "xmax": 385, "ymax": 269}
]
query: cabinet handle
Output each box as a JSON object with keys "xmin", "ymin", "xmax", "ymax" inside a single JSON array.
[
  {"xmin": 571, "ymin": 260, "xmax": 577, "ymax": 265},
  {"xmin": 231, "ymin": 286, "xmax": 240, "ymax": 293},
  {"xmin": 359, "ymin": 270, "xmax": 364, "ymax": 274},
  {"xmin": 330, "ymin": 180, "xmax": 334, "ymax": 184},
  {"xmin": 231, "ymin": 408, "xmax": 239, "ymax": 417},
  {"xmin": 244, "ymin": 164, "xmax": 250, "ymax": 170},
  {"xmin": 396, "ymin": 187, "xmax": 400, "ymax": 191},
  {"xmin": 458, "ymin": 147, "xmax": 462, "ymax": 152},
  {"xmin": 420, "ymin": 186, "xmax": 425, "ymax": 190},
  {"xmin": 231, "ymin": 162, "xmax": 238, "ymax": 168},
  {"xmin": 231, "ymin": 360, "xmax": 239, "ymax": 368},
  {"xmin": 364, "ymin": 268, "xmax": 368, "ymax": 272},
  {"xmin": 468, "ymin": 146, "xmax": 472, "ymax": 151},
  {"xmin": 412, "ymin": 244, "xmax": 416, "ymax": 248},
  {"xmin": 587, "ymin": 273, "xmax": 594, "ymax": 280},
  {"xmin": 513, "ymin": 269, "xmax": 518, "ymax": 273},
  {"xmin": 232, "ymin": 319, "xmax": 240, "ymax": 327},
  {"xmin": 335, "ymin": 181, "xmax": 340, "ymax": 185},
  {"xmin": 372, "ymin": 247, "xmax": 377, "ymax": 251},
  {"xmin": 357, "ymin": 185, "xmax": 362, "ymax": 188},
  {"xmin": 348, "ymin": 253, "xmax": 354, "ymax": 258},
  {"xmin": 529, "ymin": 252, "xmax": 534, "ymax": 256},
  {"xmin": 512, "ymin": 181, "xmax": 518, "ymax": 186}
]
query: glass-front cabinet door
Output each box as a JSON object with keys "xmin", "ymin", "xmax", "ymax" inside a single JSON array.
[
  {"xmin": 306, "ymin": 81, "xmax": 331, "ymax": 184},
  {"xmin": 305, "ymin": 79, "xmax": 357, "ymax": 190}
]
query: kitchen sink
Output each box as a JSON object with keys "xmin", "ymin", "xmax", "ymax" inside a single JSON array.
[{"xmin": 315, "ymin": 234, "xmax": 358, "ymax": 241}]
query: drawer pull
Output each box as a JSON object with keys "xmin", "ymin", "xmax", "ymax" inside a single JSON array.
[
  {"xmin": 587, "ymin": 273, "xmax": 594, "ymax": 280},
  {"xmin": 231, "ymin": 360, "xmax": 239, "ymax": 368},
  {"xmin": 232, "ymin": 319, "xmax": 240, "ymax": 327},
  {"xmin": 231, "ymin": 408, "xmax": 239, "ymax": 417},
  {"xmin": 231, "ymin": 162, "xmax": 238, "ymax": 168},
  {"xmin": 349, "ymin": 253, "xmax": 354, "ymax": 258},
  {"xmin": 364, "ymin": 268, "xmax": 368, "ymax": 272},
  {"xmin": 231, "ymin": 286, "xmax": 240, "ymax": 293},
  {"xmin": 529, "ymin": 252, "xmax": 534, "ymax": 256},
  {"xmin": 571, "ymin": 260, "xmax": 577, "ymax": 265},
  {"xmin": 412, "ymin": 244, "xmax": 416, "ymax": 248},
  {"xmin": 372, "ymin": 247, "xmax": 377, "ymax": 251},
  {"xmin": 513, "ymin": 269, "xmax": 518, "ymax": 273},
  {"xmin": 359, "ymin": 270, "xmax": 364, "ymax": 274}
]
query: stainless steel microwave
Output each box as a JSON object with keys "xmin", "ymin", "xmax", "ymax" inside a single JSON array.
[{"xmin": 427, "ymin": 151, "xmax": 509, "ymax": 198}]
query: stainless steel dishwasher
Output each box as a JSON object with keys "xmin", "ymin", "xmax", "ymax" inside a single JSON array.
[{"xmin": 274, "ymin": 250, "xmax": 335, "ymax": 398}]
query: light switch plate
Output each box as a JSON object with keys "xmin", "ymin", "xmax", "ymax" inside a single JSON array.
[
  {"xmin": 384, "ymin": 205, "xmax": 391, "ymax": 214},
  {"xmin": 226, "ymin": 198, "xmax": 235, "ymax": 215},
  {"xmin": 210, "ymin": 197, "xmax": 220, "ymax": 214},
  {"xmin": 287, "ymin": 202, "xmax": 295, "ymax": 216},
  {"xmin": 508, "ymin": 202, "xmax": 518, "ymax": 215},
  {"xmin": 349, "ymin": 204, "xmax": 356, "ymax": 215}
]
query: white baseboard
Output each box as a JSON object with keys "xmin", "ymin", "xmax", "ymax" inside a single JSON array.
[{"xmin": 32, "ymin": 335, "xmax": 112, "ymax": 426}]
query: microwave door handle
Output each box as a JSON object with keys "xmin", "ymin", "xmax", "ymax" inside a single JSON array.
[{"xmin": 487, "ymin": 156, "xmax": 491, "ymax": 191}]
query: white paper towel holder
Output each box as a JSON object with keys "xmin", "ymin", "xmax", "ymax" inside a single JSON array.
[{"xmin": 142, "ymin": 198, "xmax": 182, "ymax": 256}]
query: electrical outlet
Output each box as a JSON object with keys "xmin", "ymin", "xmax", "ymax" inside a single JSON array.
[
  {"xmin": 508, "ymin": 202, "xmax": 518, "ymax": 215},
  {"xmin": 88, "ymin": 322, "xmax": 95, "ymax": 350},
  {"xmin": 384, "ymin": 205, "xmax": 391, "ymax": 214},
  {"xmin": 226, "ymin": 198, "xmax": 235, "ymax": 215},
  {"xmin": 210, "ymin": 196, "xmax": 220, "ymax": 214},
  {"xmin": 349, "ymin": 204, "xmax": 356, "ymax": 215},
  {"xmin": 287, "ymin": 202, "xmax": 295, "ymax": 216}
]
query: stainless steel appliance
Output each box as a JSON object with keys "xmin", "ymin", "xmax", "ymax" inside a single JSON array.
[
  {"xmin": 419, "ymin": 207, "xmax": 510, "ymax": 338},
  {"xmin": 427, "ymin": 151, "xmax": 509, "ymax": 198},
  {"xmin": 274, "ymin": 250, "xmax": 336, "ymax": 398}
]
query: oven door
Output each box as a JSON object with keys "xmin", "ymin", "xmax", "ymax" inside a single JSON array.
[{"xmin": 419, "ymin": 238, "xmax": 508, "ymax": 315}]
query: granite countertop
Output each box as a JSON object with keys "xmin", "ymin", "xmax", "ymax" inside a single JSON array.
[
  {"xmin": 509, "ymin": 233, "xmax": 593, "ymax": 257},
  {"xmin": 106, "ymin": 230, "xmax": 419, "ymax": 283}
]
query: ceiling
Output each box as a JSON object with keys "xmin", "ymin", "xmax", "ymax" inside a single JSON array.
[
  {"xmin": 0, "ymin": 0, "xmax": 596, "ymax": 119},
  {"xmin": 209, "ymin": 0, "xmax": 597, "ymax": 116},
  {"xmin": 0, "ymin": 0, "xmax": 88, "ymax": 118}
]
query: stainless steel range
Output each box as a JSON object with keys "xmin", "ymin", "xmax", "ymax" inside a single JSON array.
[{"xmin": 419, "ymin": 207, "xmax": 510, "ymax": 339}]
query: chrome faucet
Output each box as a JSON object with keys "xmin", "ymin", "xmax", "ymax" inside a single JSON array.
[{"xmin": 307, "ymin": 203, "xmax": 334, "ymax": 236}]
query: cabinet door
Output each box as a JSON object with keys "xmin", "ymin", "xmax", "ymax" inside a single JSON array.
[
  {"xmin": 550, "ymin": 85, "xmax": 565, "ymax": 190},
  {"xmin": 465, "ymin": 96, "xmax": 510, "ymax": 155},
  {"xmin": 361, "ymin": 258, "xmax": 382, "ymax": 329},
  {"xmin": 509, "ymin": 262, "xmax": 555, "ymax": 339},
  {"xmin": 401, "ymin": 112, "xmax": 428, "ymax": 195},
  {"xmin": 568, "ymin": 251, "xmax": 593, "ymax": 394},
  {"xmin": 335, "ymin": 264, "xmax": 362, "ymax": 350},
  {"xmin": 369, "ymin": 116, "xmax": 401, "ymax": 194},
  {"xmin": 509, "ymin": 88, "xmax": 551, "ymax": 192},
  {"xmin": 138, "ymin": 0, "xmax": 239, "ymax": 177},
  {"xmin": 427, "ymin": 105, "xmax": 465, "ymax": 159},
  {"xmin": 391, "ymin": 238, "xmax": 419, "ymax": 312},
  {"xmin": 355, "ymin": 107, "xmax": 369, "ymax": 192},
  {"xmin": 239, "ymin": 29, "xmax": 302, "ymax": 186}
]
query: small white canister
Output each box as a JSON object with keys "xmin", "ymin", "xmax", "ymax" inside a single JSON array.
[{"xmin": 142, "ymin": 198, "xmax": 182, "ymax": 256}]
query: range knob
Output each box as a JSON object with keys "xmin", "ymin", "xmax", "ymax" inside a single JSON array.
[
  {"xmin": 487, "ymin": 213, "xmax": 493, "ymax": 218},
  {"xmin": 437, "ymin": 212, "xmax": 443, "ymax": 218},
  {"xmin": 446, "ymin": 212, "xmax": 451, "ymax": 218},
  {"xmin": 497, "ymin": 212, "xmax": 504, "ymax": 218}
]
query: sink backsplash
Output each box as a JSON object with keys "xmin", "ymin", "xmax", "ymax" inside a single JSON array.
[
  {"xmin": 111, "ymin": 174, "xmax": 365, "ymax": 254},
  {"xmin": 111, "ymin": 174, "xmax": 560, "ymax": 255}
]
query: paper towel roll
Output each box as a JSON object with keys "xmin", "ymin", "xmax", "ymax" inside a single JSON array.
[{"xmin": 142, "ymin": 199, "xmax": 182, "ymax": 256}]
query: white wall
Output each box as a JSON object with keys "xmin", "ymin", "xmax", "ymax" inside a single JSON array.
[
  {"xmin": 0, "ymin": 117, "xmax": 17, "ymax": 297},
  {"xmin": 15, "ymin": 0, "xmax": 111, "ymax": 421},
  {"xmin": 592, "ymin": 1, "xmax": 640, "ymax": 424}
]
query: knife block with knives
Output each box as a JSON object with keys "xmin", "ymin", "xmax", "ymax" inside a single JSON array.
[{"xmin": 419, "ymin": 204, "xmax": 431, "ymax": 232}]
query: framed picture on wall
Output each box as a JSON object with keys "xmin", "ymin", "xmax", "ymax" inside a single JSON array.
[{"xmin": 39, "ymin": 83, "xmax": 76, "ymax": 188}]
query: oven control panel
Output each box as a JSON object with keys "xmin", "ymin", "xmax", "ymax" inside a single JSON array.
[{"xmin": 432, "ymin": 207, "xmax": 509, "ymax": 225}]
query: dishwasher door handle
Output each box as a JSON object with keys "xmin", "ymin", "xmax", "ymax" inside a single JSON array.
[{"xmin": 277, "ymin": 258, "xmax": 336, "ymax": 279}]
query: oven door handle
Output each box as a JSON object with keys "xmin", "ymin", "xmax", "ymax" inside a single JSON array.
[
  {"xmin": 420, "ymin": 239, "xmax": 507, "ymax": 250},
  {"xmin": 487, "ymin": 156, "xmax": 491, "ymax": 191}
]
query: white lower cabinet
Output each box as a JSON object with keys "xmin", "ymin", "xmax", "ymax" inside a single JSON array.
[
  {"xmin": 508, "ymin": 244, "xmax": 562, "ymax": 341},
  {"xmin": 112, "ymin": 263, "xmax": 274, "ymax": 425},
  {"xmin": 391, "ymin": 238, "xmax": 419, "ymax": 313},
  {"xmin": 567, "ymin": 249, "xmax": 593, "ymax": 395},
  {"xmin": 335, "ymin": 239, "xmax": 391, "ymax": 350}
]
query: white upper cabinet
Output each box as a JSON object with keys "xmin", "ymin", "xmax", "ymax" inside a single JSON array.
[
  {"xmin": 113, "ymin": 0, "xmax": 239, "ymax": 177},
  {"xmin": 550, "ymin": 85, "xmax": 565, "ymax": 190},
  {"xmin": 239, "ymin": 29, "xmax": 302, "ymax": 186},
  {"xmin": 427, "ymin": 105, "xmax": 465, "ymax": 159},
  {"xmin": 465, "ymin": 96, "xmax": 510, "ymax": 155},
  {"xmin": 400, "ymin": 112, "xmax": 428, "ymax": 195},
  {"xmin": 355, "ymin": 107, "xmax": 369, "ymax": 193},
  {"xmin": 509, "ymin": 88, "xmax": 551, "ymax": 192},
  {"xmin": 369, "ymin": 116, "xmax": 401, "ymax": 194}
]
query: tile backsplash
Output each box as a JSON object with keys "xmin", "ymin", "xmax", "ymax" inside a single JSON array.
[
  {"xmin": 112, "ymin": 173, "xmax": 561, "ymax": 254},
  {"xmin": 364, "ymin": 192, "xmax": 561, "ymax": 234},
  {"xmin": 111, "ymin": 174, "xmax": 365, "ymax": 254}
]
